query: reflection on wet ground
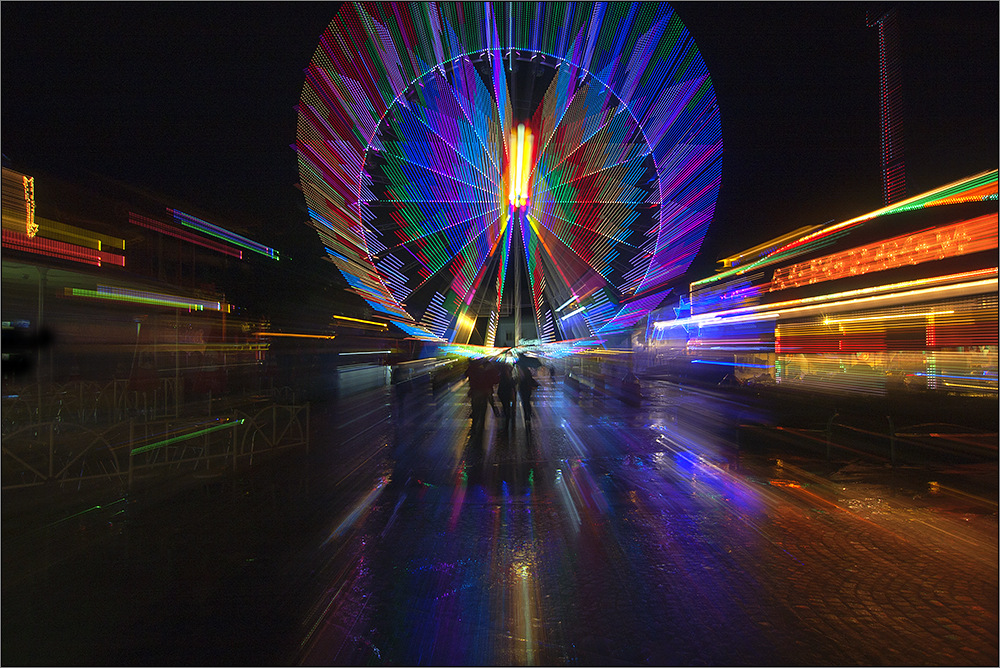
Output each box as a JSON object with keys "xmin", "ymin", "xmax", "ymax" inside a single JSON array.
[{"xmin": 3, "ymin": 376, "xmax": 997, "ymax": 665}]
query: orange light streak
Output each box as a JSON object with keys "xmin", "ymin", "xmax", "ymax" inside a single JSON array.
[
  {"xmin": 771, "ymin": 214, "xmax": 998, "ymax": 291},
  {"xmin": 252, "ymin": 332, "xmax": 337, "ymax": 340},
  {"xmin": 658, "ymin": 268, "xmax": 998, "ymax": 329}
]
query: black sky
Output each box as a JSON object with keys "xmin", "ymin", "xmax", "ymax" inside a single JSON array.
[{"xmin": 2, "ymin": 2, "xmax": 997, "ymax": 280}]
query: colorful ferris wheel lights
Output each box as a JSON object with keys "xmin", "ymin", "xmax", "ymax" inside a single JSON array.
[{"xmin": 298, "ymin": 2, "xmax": 722, "ymax": 343}]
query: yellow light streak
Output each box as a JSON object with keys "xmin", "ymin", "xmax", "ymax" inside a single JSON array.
[
  {"xmin": 23, "ymin": 176, "xmax": 37, "ymax": 237},
  {"xmin": 693, "ymin": 170, "xmax": 999, "ymax": 287},
  {"xmin": 656, "ymin": 271, "xmax": 997, "ymax": 329},
  {"xmin": 331, "ymin": 314, "xmax": 388, "ymax": 328},
  {"xmin": 457, "ymin": 313, "xmax": 477, "ymax": 330},
  {"xmin": 36, "ymin": 216, "xmax": 126, "ymax": 251},
  {"xmin": 253, "ymin": 332, "xmax": 337, "ymax": 340},
  {"xmin": 824, "ymin": 310, "xmax": 954, "ymax": 325},
  {"xmin": 719, "ymin": 225, "xmax": 822, "ymax": 268},
  {"xmin": 942, "ymin": 381, "xmax": 998, "ymax": 391}
]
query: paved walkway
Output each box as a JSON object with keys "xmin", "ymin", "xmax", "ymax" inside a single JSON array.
[{"xmin": 3, "ymin": 373, "xmax": 997, "ymax": 665}]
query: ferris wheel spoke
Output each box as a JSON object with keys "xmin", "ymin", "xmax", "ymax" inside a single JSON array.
[
  {"xmin": 368, "ymin": 196, "xmax": 501, "ymax": 240},
  {"xmin": 374, "ymin": 147, "xmax": 499, "ymax": 201},
  {"xmin": 535, "ymin": 205, "xmax": 642, "ymax": 271},
  {"xmin": 537, "ymin": 142, "xmax": 652, "ymax": 194},
  {"xmin": 389, "ymin": 65, "xmax": 505, "ymax": 186},
  {"xmin": 375, "ymin": 206, "xmax": 503, "ymax": 275},
  {"xmin": 431, "ymin": 58, "xmax": 507, "ymax": 177},
  {"xmin": 376, "ymin": 122, "xmax": 500, "ymax": 200},
  {"xmin": 533, "ymin": 88, "xmax": 636, "ymax": 185},
  {"xmin": 401, "ymin": 211, "xmax": 507, "ymax": 305},
  {"xmin": 522, "ymin": 213, "xmax": 624, "ymax": 296}
]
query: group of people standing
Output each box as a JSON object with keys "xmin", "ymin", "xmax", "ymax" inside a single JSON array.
[{"xmin": 465, "ymin": 357, "xmax": 539, "ymax": 434}]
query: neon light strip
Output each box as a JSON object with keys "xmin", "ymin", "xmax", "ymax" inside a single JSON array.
[
  {"xmin": 824, "ymin": 310, "xmax": 954, "ymax": 325},
  {"xmin": 35, "ymin": 217, "xmax": 125, "ymax": 252},
  {"xmin": 170, "ymin": 209, "xmax": 279, "ymax": 260},
  {"xmin": 693, "ymin": 170, "xmax": 999, "ymax": 288},
  {"xmin": 23, "ymin": 176, "xmax": 37, "ymax": 237},
  {"xmin": 692, "ymin": 360, "xmax": 772, "ymax": 368},
  {"xmin": 252, "ymin": 332, "xmax": 337, "ymax": 340},
  {"xmin": 167, "ymin": 343, "xmax": 270, "ymax": 352},
  {"xmin": 130, "ymin": 419, "xmax": 243, "ymax": 456},
  {"xmin": 771, "ymin": 214, "xmax": 998, "ymax": 292},
  {"xmin": 331, "ymin": 314, "xmax": 388, "ymax": 328},
  {"xmin": 913, "ymin": 372, "xmax": 997, "ymax": 381},
  {"xmin": 129, "ymin": 212, "xmax": 242, "ymax": 259},
  {"xmin": 68, "ymin": 286, "xmax": 228, "ymax": 312},
  {"xmin": 657, "ymin": 271, "xmax": 998, "ymax": 329},
  {"xmin": 339, "ymin": 350, "xmax": 392, "ymax": 356},
  {"xmin": 556, "ymin": 296, "xmax": 578, "ymax": 312},
  {"xmin": 3, "ymin": 228, "xmax": 124, "ymax": 267},
  {"xmin": 671, "ymin": 269, "xmax": 997, "ymax": 327}
]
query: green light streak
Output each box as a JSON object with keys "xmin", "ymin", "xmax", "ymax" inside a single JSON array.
[
  {"xmin": 71, "ymin": 288, "xmax": 203, "ymax": 310},
  {"xmin": 130, "ymin": 419, "xmax": 244, "ymax": 456},
  {"xmin": 45, "ymin": 504, "xmax": 102, "ymax": 528}
]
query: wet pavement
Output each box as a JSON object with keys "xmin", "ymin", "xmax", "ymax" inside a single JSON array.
[{"xmin": 3, "ymin": 374, "xmax": 998, "ymax": 666}]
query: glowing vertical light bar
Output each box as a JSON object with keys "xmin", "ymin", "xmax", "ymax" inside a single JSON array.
[
  {"xmin": 515, "ymin": 123, "xmax": 526, "ymax": 207},
  {"xmin": 22, "ymin": 176, "xmax": 37, "ymax": 238},
  {"xmin": 508, "ymin": 123, "xmax": 534, "ymax": 209},
  {"xmin": 868, "ymin": 8, "xmax": 905, "ymax": 205},
  {"xmin": 521, "ymin": 128, "xmax": 534, "ymax": 207},
  {"xmin": 509, "ymin": 130, "xmax": 517, "ymax": 206}
]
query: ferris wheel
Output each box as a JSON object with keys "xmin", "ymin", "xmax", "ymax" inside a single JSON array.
[{"xmin": 296, "ymin": 2, "xmax": 722, "ymax": 346}]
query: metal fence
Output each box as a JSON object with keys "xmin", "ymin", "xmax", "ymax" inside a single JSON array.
[{"xmin": 2, "ymin": 402, "xmax": 309, "ymax": 492}]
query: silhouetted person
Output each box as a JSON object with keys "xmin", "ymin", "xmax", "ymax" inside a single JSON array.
[
  {"xmin": 517, "ymin": 364, "xmax": 539, "ymax": 428},
  {"xmin": 496, "ymin": 363, "xmax": 516, "ymax": 430},
  {"xmin": 466, "ymin": 357, "xmax": 499, "ymax": 435}
]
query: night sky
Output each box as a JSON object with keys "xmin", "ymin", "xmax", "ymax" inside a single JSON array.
[{"xmin": 2, "ymin": 2, "xmax": 997, "ymax": 280}]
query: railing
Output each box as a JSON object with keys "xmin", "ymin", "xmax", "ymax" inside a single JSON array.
[
  {"xmin": 738, "ymin": 412, "xmax": 997, "ymax": 466},
  {"xmin": 2, "ymin": 378, "xmax": 181, "ymax": 433},
  {"xmin": 1, "ymin": 421, "xmax": 123, "ymax": 491},
  {"xmin": 2, "ymin": 402, "xmax": 309, "ymax": 492}
]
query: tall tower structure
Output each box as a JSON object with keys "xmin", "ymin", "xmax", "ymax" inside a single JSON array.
[{"xmin": 868, "ymin": 7, "xmax": 906, "ymax": 205}]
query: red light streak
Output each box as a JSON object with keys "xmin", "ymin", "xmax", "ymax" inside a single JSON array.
[
  {"xmin": 128, "ymin": 212, "xmax": 243, "ymax": 259},
  {"xmin": 2, "ymin": 228, "xmax": 124, "ymax": 267}
]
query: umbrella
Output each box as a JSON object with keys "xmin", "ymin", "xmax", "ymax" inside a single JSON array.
[{"xmin": 516, "ymin": 354, "xmax": 543, "ymax": 369}]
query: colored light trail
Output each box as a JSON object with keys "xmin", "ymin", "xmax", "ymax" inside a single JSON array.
[
  {"xmin": 130, "ymin": 418, "xmax": 244, "ymax": 456},
  {"xmin": 692, "ymin": 170, "xmax": 998, "ymax": 290},
  {"xmin": 770, "ymin": 213, "xmax": 998, "ymax": 292},
  {"xmin": 331, "ymin": 314, "xmax": 389, "ymax": 329},
  {"xmin": 129, "ymin": 212, "xmax": 243, "ymax": 259},
  {"xmin": 23, "ymin": 175, "xmax": 36, "ymax": 237},
  {"xmin": 3, "ymin": 228, "xmax": 125, "ymax": 268},
  {"xmin": 68, "ymin": 285, "xmax": 230, "ymax": 312},
  {"xmin": 33, "ymin": 217, "xmax": 125, "ymax": 253},
  {"xmin": 252, "ymin": 332, "xmax": 337, "ymax": 340},
  {"xmin": 169, "ymin": 209, "xmax": 279, "ymax": 260},
  {"xmin": 297, "ymin": 2, "xmax": 721, "ymax": 344}
]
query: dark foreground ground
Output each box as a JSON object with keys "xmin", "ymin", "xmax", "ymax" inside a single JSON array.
[{"xmin": 3, "ymin": 374, "xmax": 997, "ymax": 666}]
